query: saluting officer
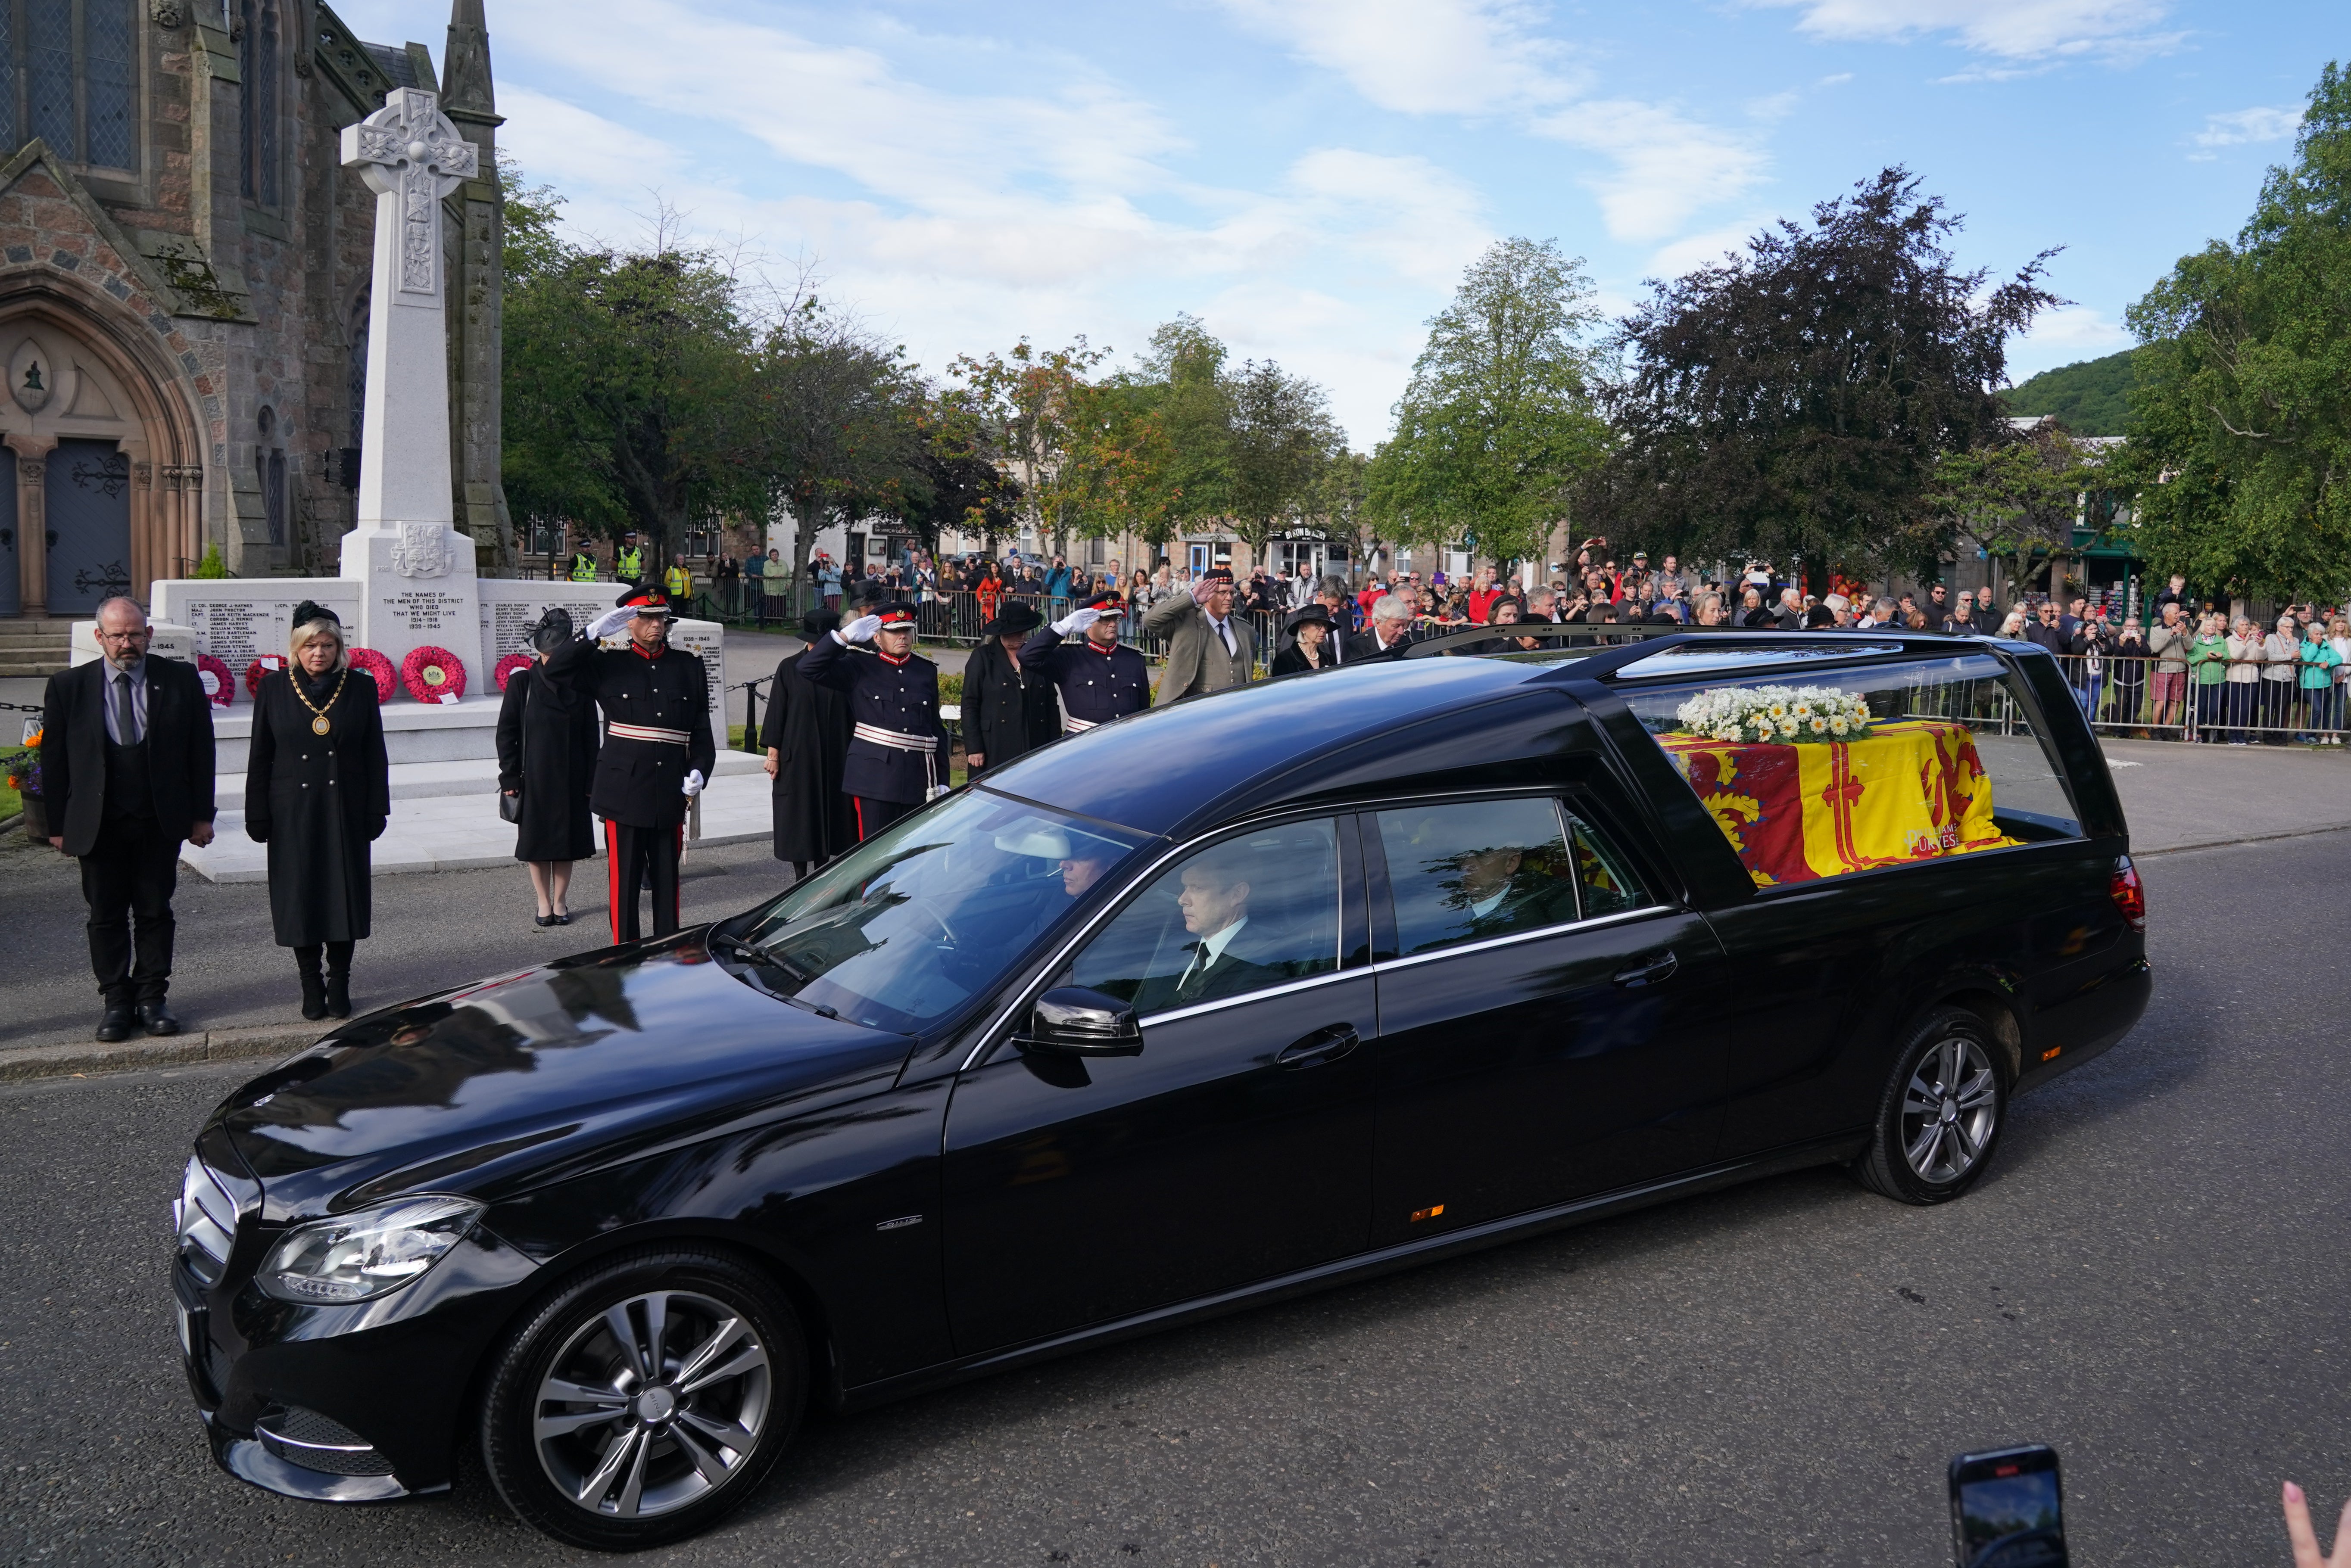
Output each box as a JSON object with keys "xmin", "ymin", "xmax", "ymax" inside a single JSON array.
[
  {"xmin": 798, "ymin": 600, "xmax": 951, "ymax": 840},
  {"xmin": 549, "ymin": 583, "xmax": 716, "ymax": 943},
  {"xmin": 1020, "ymin": 588, "xmax": 1152, "ymax": 734}
]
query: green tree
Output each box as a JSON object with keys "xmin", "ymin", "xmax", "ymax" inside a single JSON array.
[
  {"xmin": 946, "ymin": 339, "xmax": 1107, "ymax": 552},
  {"xmin": 2118, "ymin": 63, "xmax": 2351, "ymax": 601},
  {"xmin": 1368, "ymin": 237, "xmax": 1608, "ymax": 567},
  {"xmin": 1587, "ymin": 169, "xmax": 2058, "ymax": 589},
  {"xmin": 1924, "ymin": 426, "xmax": 2095, "ymax": 601},
  {"xmin": 1224, "ymin": 358, "xmax": 1342, "ymax": 562},
  {"xmin": 501, "ymin": 213, "xmax": 753, "ymax": 572},
  {"xmin": 737, "ymin": 297, "xmax": 924, "ymax": 616}
]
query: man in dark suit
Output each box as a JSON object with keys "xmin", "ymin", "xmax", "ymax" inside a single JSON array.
[
  {"xmin": 1134, "ymin": 850, "xmax": 1276, "ymax": 1013},
  {"xmin": 1347, "ymin": 591, "xmax": 1419, "ymax": 662},
  {"xmin": 41, "ymin": 596, "xmax": 217, "ymax": 1040},
  {"xmin": 1453, "ymin": 843, "xmax": 1580, "ymax": 937}
]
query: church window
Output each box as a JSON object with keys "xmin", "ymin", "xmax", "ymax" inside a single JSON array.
[
  {"xmin": 9, "ymin": 0, "xmax": 137, "ymax": 171},
  {"xmin": 236, "ymin": 0, "xmax": 279, "ymax": 204},
  {"xmin": 257, "ymin": 404, "xmax": 287, "ymax": 547}
]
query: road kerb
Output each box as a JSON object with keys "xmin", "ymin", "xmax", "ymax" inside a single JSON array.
[{"xmin": 0, "ymin": 1024, "xmax": 324, "ymax": 1083}]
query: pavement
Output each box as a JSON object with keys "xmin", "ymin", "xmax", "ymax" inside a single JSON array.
[{"xmin": 0, "ymin": 832, "xmax": 2344, "ymax": 1565}]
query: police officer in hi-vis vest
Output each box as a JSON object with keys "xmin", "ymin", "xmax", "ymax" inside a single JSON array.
[
  {"xmin": 798, "ymin": 600, "xmax": 950, "ymax": 840},
  {"xmin": 1019, "ymin": 587, "xmax": 1151, "ymax": 734},
  {"xmin": 549, "ymin": 583, "xmax": 716, "ymax": 942}
]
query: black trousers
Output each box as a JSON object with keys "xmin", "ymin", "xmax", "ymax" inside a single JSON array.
[
  {"xmin": 605, "ymin": 819, "xmax": 684, "ymax": 943},
  {"xmin": 79, "ymin": 815, "xmax": 181, "ymax": 1007},
  {"xmin": 852, "ymin": 796, "xmax": 916, "ymax": 841}
]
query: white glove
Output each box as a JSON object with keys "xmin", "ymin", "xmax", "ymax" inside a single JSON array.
[
  {"xmin": 836, "ymin": 614, "xmax": 882, "ymax": 645},
  {"xmin": 680, "ymin": 768, "xmax": 705, "ymax": 798},
  {"xmin": 1051, "ymin": 607, "xmax": 1102, "ymax": 637},
  {"xmin": 587, "ymin": 606, "xmax": 634, "ymax": 641}
]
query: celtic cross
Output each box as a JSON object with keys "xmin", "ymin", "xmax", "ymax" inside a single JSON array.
[{"xmin": 337, "ymin": 87, "xmax": 479, "ymax": 298}]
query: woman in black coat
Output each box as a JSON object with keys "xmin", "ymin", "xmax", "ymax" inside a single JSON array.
[
  {"xmin": 498, "ymin": 610, "xmax": 600, "ymax": 926},
  {"xmin": 963, "ymin": 602, "xmax": 1059, "ymax": 775},
  {"xmin": 761, "ymin": 610, "xmax": 855, "ymax": 880},
  {"xmin": 1271, "ymin": 604, "xmax": 1338, "ymax": 674},
  {"xmin": 243, "ymin": 603, "xmax": 390, "ymax": 1020}
]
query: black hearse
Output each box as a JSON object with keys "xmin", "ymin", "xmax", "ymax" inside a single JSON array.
[{"xmin": 171, "ymin": 632, "xmax": 2148, "ymax": 1549}]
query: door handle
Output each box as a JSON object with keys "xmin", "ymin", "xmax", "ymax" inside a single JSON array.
[
  {"xmin": 1612, "ymin": 949, "xmax": 1678, "ymax": 988},
  {"xmin": 1275, "ymin": 1024, "xmax": 1359, "ymax": 1069}
]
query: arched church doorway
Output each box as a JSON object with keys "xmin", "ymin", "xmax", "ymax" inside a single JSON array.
[
  {"xmin": 46, "ymin": 438, "xmax": 131, "ymax": 613},
  {"xmin": 0, "ymin": 295, "xmax": 199, "ymax": 616}
]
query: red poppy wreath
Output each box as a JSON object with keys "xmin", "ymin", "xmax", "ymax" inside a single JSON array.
[
  {"xmin": 400, "ymin": 646, "xmax": 468, "ymax": 704},
  {"xmin": 348, "ymin": 647, "xmax": 396, "ymax": 702},
  {"xmin": 195, "ymin": 653, "xmax": 235, "ymax": 708},
  {"xmin": 493, "ymin": 651, "xmax": 533, "ymax": 692},
  {"xmin": 243, "ymin": 654, "xmax": 287, "ymax": 697}
]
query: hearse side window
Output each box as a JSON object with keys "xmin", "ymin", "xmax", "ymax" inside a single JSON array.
[
  {"xmin": 1616, "ymin": 653, "xmax": 2084, "ymax": 890},
  {"xmin": 1374, "ymin": 798, "xmax": 1583, "ymax": 955},
  {"xmin": 1070, "ymin": 819, "xmax": 1340, "ymax": 1015},
  {"xmin": 1567, "ymin": 808, "xmax": 1648, "ymax": 916}
]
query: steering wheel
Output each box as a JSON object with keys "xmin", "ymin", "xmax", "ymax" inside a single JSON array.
[{"xmin": 907, "ymin": 899, "xmax": 961, "ymax": 949}]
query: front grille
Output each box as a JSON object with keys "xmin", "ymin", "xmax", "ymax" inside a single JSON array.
[
  {"xmin": 256, "ymin": 1407, "xmax": 397, "ymax": 1477},
  {"xmin": 172, "ymin": 1156, "xmax": 237, "ymax": 1285}
]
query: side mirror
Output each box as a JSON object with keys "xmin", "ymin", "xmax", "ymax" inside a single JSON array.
[{"xmin": 1021, "ymin": 986, "xmax": 1143, "ymax": 1056}]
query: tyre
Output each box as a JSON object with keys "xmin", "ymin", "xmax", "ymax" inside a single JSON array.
[
  {"xmin": 480, "ymin": 1248, "xmax": 806, "ymax": 1551},
  {"xmin": 1851, "ymin": 1007, "xmax": 2008, "ymax": 1205}
]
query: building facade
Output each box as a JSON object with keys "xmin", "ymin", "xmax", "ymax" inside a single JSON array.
[{"xmin": 0, "ymin": 0, "xmax": 503, "ymax": 621}]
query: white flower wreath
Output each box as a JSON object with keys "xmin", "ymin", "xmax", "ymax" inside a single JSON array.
[{"xmin": 1675, "ymin": 684, "xmax": 1874, "ymax": 744}]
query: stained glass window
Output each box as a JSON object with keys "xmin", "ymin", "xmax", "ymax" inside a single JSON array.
[
  {"xmin": 235, "ymin": 0, "xmax": 279, "ymax": 203},
  {"xmin": 9, "ymin": 0, "xmax": 138, "ymax": 171}
]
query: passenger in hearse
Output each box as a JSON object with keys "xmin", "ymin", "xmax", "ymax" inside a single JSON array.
[{"xmin": 1135, "ymin": 850, "xmax": 1276, "ymax": 1011}]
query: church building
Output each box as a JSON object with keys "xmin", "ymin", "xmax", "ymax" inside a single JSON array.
[{"xmin": 0, "ymin": 0, "xmax": 504, "ymax": 629}]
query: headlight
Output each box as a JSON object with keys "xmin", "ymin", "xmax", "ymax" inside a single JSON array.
[{"xmin": 257, "ymin": 1195, "xmax": 482, "ymax": 1304}]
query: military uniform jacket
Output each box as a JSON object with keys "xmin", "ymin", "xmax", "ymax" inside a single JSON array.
[
  {"xmin": 798, "ymin": 635, "xmax": 950, "ymax": 804},
  {"xmin": 1017, "ymin": 628, "xmax": 1152, "ymax": 731},
  {"xmin": 546, "ymin": 636, "xmax": 715, "ymax": 828}
]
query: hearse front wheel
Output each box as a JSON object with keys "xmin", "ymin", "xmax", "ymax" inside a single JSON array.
[
  {"xmin": 1852, "ymin": 1007, "xmax": 2008, "ymax": 1205},
  {"xmin": 480, "ymin": 1247, "xmax": 806, "ymax": 1551}
]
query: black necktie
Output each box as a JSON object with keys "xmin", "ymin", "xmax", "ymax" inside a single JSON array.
[
  {"xmin": 1176, "ymin": 942, "xmax": 1211, "ymax": 1001},
  {"xmin": 114, "ymin": 669, "xmax": 140, "ymax": 746}
]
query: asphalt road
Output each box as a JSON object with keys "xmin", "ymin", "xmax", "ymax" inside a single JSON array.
[{"xmin": 1, "ymin": 831, "xmax": 2345, "ymax": 1567}]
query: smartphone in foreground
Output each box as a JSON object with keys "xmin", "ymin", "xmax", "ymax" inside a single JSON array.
[{"xmin": 1949, "ymin": 1445, "xmax": 2069, "ymax": 1568}]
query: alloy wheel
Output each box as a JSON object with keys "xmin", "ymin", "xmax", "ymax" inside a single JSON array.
[
  {"xmin": 1899, "ymin": 1036, "xmax": 1999, "ymax": 1185},
  {"xmin": 532, "ymin": 1289, "xmax": 773, "ymax": 1519}
]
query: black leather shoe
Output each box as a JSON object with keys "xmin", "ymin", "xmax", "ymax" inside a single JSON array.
[
  {"xmin": 534, "ymin": 913, "xmax": 556, "ymax": 927},
  {"xmin": 140, "ymin": 1004, "xmax": 181, "ymax": 1037},
  {"xmin": 324, "ymin": 972, "xmax": 352, "ymax": 1019},
  {"xmin": 95, "ymin": 1007, "xmax": 137, "ymax": 1042}
]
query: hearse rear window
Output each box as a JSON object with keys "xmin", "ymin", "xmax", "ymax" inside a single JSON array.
[{"xmin": 1615, "ymin": 653, "xmax": 2082, "ymax": 888}]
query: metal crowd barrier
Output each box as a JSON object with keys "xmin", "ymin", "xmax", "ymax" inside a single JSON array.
[{"xmin": 2047, "ymin": 650, "xmax": 2348, "ymax": 744}]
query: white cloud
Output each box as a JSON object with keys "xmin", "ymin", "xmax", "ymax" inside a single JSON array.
[
  {"xmin": 2008, "ymin": 305, "xmax": 2132, "ymax": 377},
  {"xmin": 1531, "ymin": 100, "xmax": 1773, "ymax": 242},
  {"xmin": 1213, "ymin": 0, "xmax": 1576, "ymax": 114},
  {"xmin": 1645, "ymin": 217, "xmax": 1774, "ymax": 280},
  {"xmin": 1749, "ymin": 0, "xmax": 2183, "ymax": 64},
  {"xmin": 1217, "ymin": 0, "xmax": 1770, "ymax": 243},
  {"xmin": 2192, "ymin": 104, "xmax": 2302, "ymax": 148}
]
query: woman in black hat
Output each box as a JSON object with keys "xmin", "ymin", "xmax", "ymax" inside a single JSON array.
[
  {"xmin": 1272, "ymin": 604, "xmax": 1338, "ymax": 675},
  {"xmin": 497, "ymin": 608, "xmax": 599, "ymax": 925},
  {"xmin": 963, "ymin": 600, "xmax": 1058, "ymax": 774},
  {"xmin": 761, "ymin": 610, "xmax": 855, "ymax": 880},
  {"xmin": 243, "ymin": 600, "xmax": 390, "ymax": 1020}
]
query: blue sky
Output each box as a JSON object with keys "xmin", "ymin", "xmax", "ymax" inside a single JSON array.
[{"xmin": 343, "ymin": 0, "xmax": 2341, "ymax": 447}]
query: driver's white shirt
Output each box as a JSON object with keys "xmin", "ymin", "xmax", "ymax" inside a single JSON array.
[{"xmin": 1191, "ymin": 916, "xmax": 1248, "ymax": 969}]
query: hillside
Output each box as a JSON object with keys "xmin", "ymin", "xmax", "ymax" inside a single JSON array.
[{"xmin": 1999, "ymin": 348, "xmax": 2134, "ymax": 436}]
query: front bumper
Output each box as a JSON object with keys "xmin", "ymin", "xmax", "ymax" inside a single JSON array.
[{"xmin": 176, "ymin": 1228, "xmax": 539, "ymax": 1502}]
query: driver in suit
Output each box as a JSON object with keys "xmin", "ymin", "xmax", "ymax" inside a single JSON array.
[{"xmin": 1136, "ymin": 848, "xmax": 1275, "ymax": 1011}]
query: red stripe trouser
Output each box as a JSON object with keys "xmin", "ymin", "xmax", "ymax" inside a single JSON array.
[
  {"xmin": 852, "ymin": 796, "xmax": 916, "ymax": 841},
  {"xmin": 605, "ymin": 819, "xmax": 684, "ymax": 944}
]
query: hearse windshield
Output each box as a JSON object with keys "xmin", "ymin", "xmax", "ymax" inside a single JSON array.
[{"xmin": 718, "ymin": 790, "xmax": 1149, "ymax": 1035}]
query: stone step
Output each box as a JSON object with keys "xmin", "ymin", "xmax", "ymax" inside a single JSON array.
[{"xmin": 0, "ymin": 657, "xmax": 69, "ymax": 679}]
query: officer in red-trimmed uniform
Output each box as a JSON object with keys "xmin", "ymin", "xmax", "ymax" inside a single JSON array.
[
  {"xmin": 548, "ymin": 583, "xmax": 716, "ymax": 943},
  {"xmin": 1019, "ymin": 588, "xmax": 1152, "ymax": 734},
  {"xmin": 798, "ymin": 600, "xmax": 950, "ymax": 840}
]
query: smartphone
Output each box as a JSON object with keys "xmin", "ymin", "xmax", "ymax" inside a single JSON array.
[{"xmin": 1949, "ymin": 1445, "xmax": 2068, "ymax": 1568}]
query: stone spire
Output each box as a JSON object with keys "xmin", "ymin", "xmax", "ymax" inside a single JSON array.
[{"xmin": 442, "ymin": 0, "xmax": 496, "ymax": 122}]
